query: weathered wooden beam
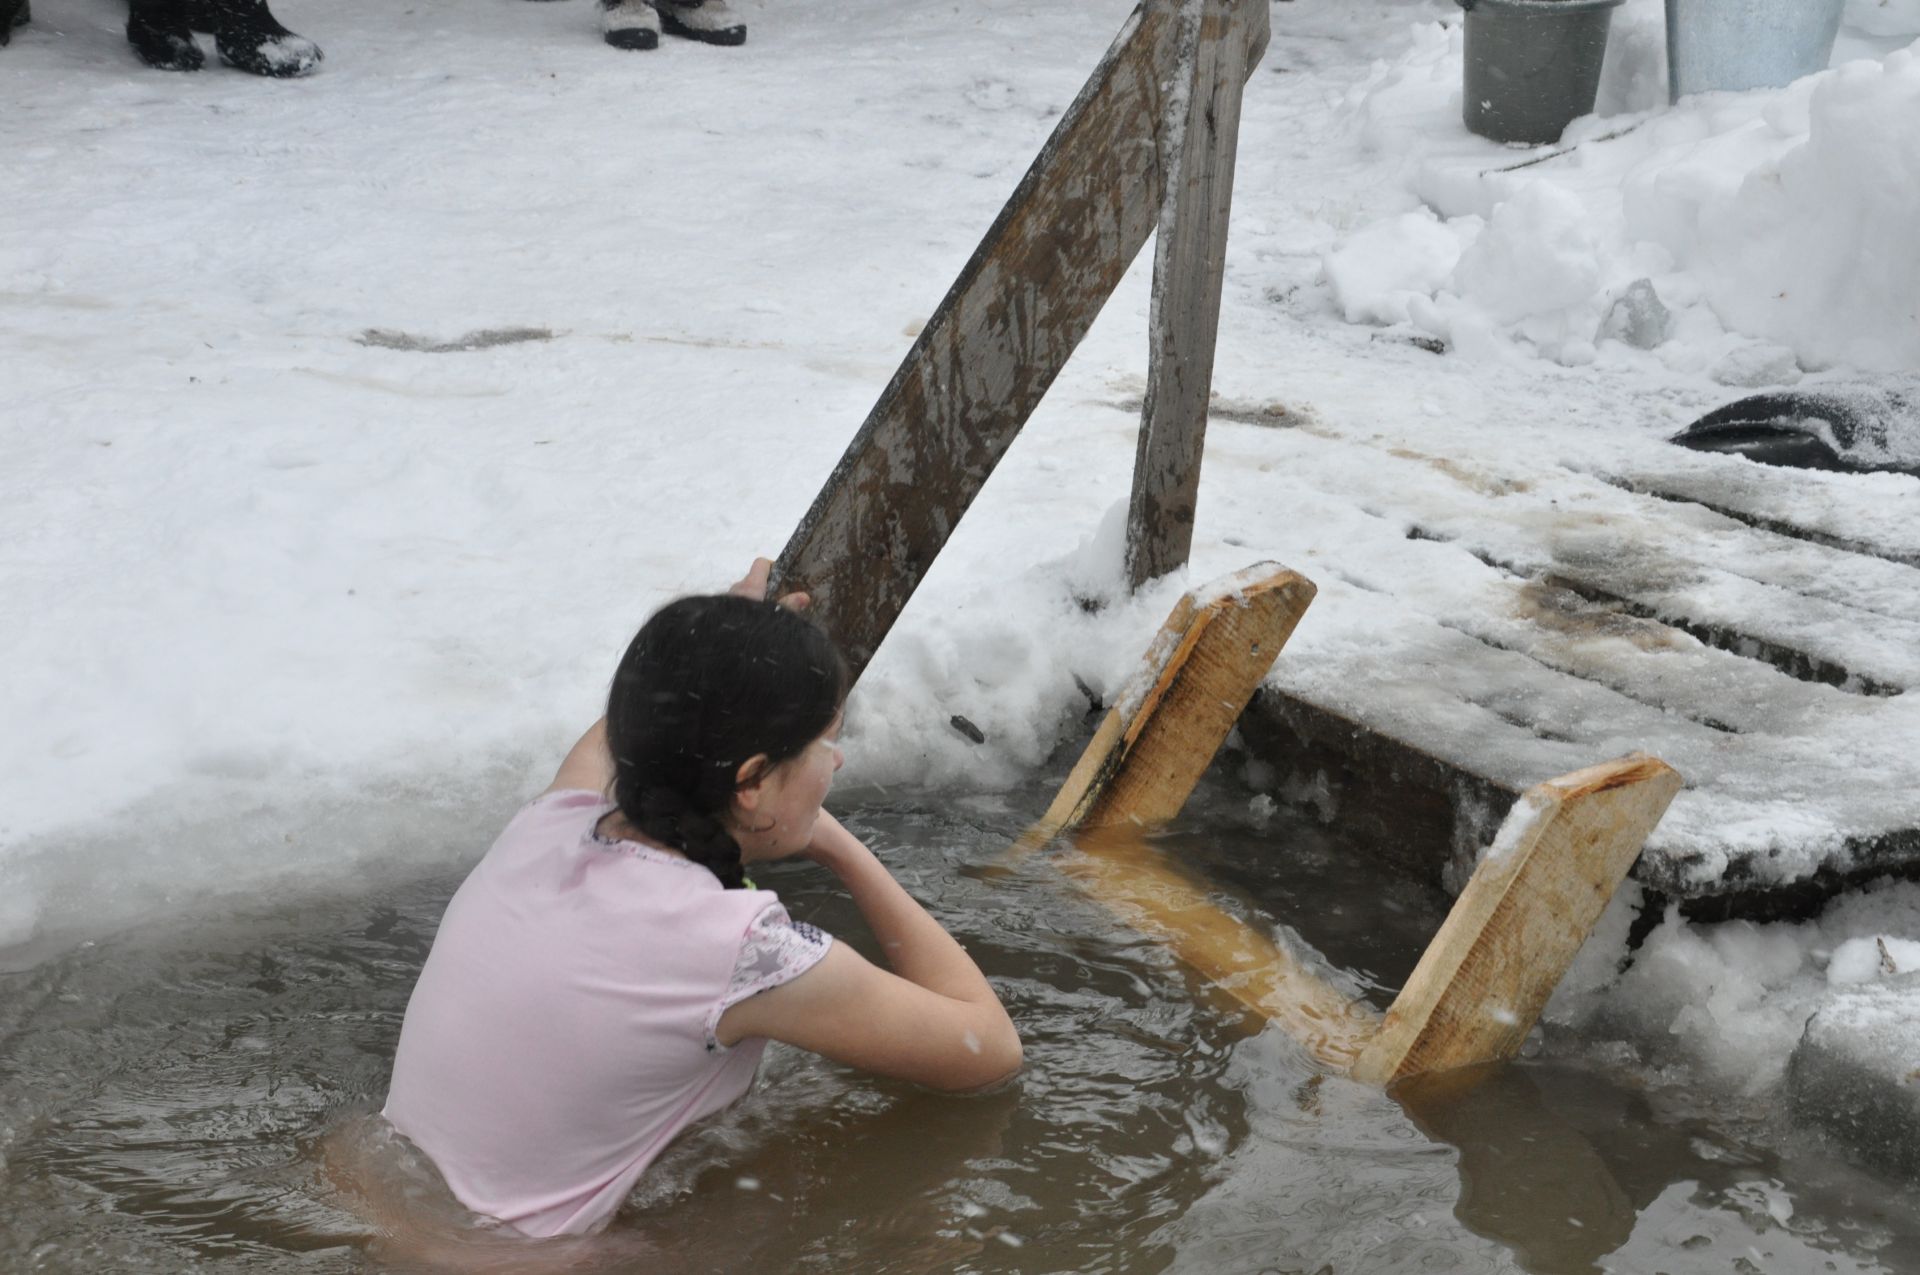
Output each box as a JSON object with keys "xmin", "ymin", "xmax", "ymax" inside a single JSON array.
[
  {"xmin": 1350, "ymin": 755, "xmax": 1684, "ymax": 1086},
  {"xmin": 773, "ymin": 0, "xmax": 1270, "ymax": 677},
  {"xmin": 1124, "ymin": 0, "xmax": 1259, "ymax": 588}
]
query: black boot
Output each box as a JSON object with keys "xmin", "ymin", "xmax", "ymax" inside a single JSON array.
[
  {"xmin": 188, "ymin": 0, "xmax": 321, "ymax": 76},
  {"xmin": 656, "ymin": 0, "xmax": 744, "ymax": 46},
  {"xmin": 127, "ymin": 0, "xmax": 205, "ymax": 70},
  {"xmin": 1, "ymin": 0, "xmax": 29, "ymax": 48}
]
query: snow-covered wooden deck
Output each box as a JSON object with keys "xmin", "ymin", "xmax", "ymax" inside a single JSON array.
[{"xmin": 1231, "ymin": 415, "xmax": 1920, "ymax": 915}]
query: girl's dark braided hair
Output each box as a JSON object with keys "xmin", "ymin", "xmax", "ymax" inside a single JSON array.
[{"xmin": 606, "ymin": 594, "xmax": 847, "ymax": 888}]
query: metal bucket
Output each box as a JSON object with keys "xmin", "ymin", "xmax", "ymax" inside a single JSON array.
[
  {"xmin": 1665, "ymin": 0, "xmax": 1845, "ymax": 100},
  {"xmin": 1459, "ymin": 0, "xmax": 1626, "ymax": 146}
]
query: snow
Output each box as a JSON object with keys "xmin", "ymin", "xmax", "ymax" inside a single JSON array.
[
  {"xmin": 4, "ymin": 0, "xmax": 1919, "ymax": 1133},
  {"xmin": 1549, "ymin": 879, "xmax": 1920, "ymax": 1095},
  {"xmin": 1328, "ymin": 2, "xmax": 1920, "ymax": 374},
  {"xmin": 1826, "ymin": 934, "xmax": 1920, "ymax": 984},
  {"xmin": 1482, "ymin": 788, "xmax": 1550, "ymax": 864}
]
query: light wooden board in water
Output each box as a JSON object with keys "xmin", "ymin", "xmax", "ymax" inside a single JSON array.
[{"xmin": 1042, "ymin": 564, "xmax": 1316, "ymax": 836}]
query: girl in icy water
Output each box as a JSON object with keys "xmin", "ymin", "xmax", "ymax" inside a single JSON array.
[{"xmin": 381, "ymin": 559, "xmax": 1022, "ymax": 1239}]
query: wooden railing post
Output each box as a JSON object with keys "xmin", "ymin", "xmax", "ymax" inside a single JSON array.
[{"xmin": 1124, "ymin": 0, "xmax": 1260, "ymax": 588}]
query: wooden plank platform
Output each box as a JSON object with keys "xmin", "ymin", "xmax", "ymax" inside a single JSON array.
[{"xmin": 1206, "ymin": 414, "xmax": 1920, "ymax": 917}]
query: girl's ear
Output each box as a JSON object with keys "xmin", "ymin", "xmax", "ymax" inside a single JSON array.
[{"xmin": 733, "ymin": 754, "xmax": 774, "ymax": 812}]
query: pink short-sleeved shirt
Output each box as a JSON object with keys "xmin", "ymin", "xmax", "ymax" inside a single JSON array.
[{"xmin": 382, "ymin": 789, "xmax": 831, "ymax": 1237}]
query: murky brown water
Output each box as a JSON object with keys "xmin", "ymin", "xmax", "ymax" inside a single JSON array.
[{"xmin": 3, "ymin": 781, "xmax": 1917, "ymax": 1273}]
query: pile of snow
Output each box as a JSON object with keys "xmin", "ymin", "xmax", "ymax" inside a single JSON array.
[
  {"xmin": 1549, "ymin": 879, "xmax": 1920, "ymax": 1097},
  {"xmin": 1317, "ymin": 2, "xmax": 1920, "ymax": 378},
  {"xmin": 1849, "ymin": 0, "xmax": 1920, "ymax": 38}
]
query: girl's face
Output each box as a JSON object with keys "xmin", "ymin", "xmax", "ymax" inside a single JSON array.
[{"xmin": 732, "ymin": 714, "xmax": 844, "ymax": 864}]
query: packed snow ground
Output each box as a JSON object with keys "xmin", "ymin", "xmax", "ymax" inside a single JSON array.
[{"xmin": 4, "ymin": 0, "xmax": 1919, "ymax": 1128}]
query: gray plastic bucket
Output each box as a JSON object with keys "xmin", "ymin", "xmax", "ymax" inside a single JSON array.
[
  {"xmin": 1458, "ymin": 0, "xmax": 1625, "ymax": 146},
  {"xmin": 1665, "ymin": 0, "xmax": 1844, "ymax": 101}
]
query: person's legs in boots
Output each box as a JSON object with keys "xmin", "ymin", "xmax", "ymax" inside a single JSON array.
[{"xmin": 127, "ymin": 0, "xmax": 205, "ymax": 70}]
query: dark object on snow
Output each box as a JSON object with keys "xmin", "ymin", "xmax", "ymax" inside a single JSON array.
[
  {"xmin": 1, "ymin": 0, "xmax": 30, "ymax": 49},
  {"xmin": 196, "ymin": 0, "xmax": 321, "ymax": 76},
  {"xmin": 127, "ymin": 0, "xmax": 203, "ymax": 69},
  {"xmin": 356, "ymin": 326, "xmax": 556, "ymax": 353},
  {"xmin": 1458, "ymin": 0, "xmax": 1623, "ymax": 145},
  {"xmin": 1672, "ymin": 379, "xmax": 1920, "ymax": 477},
  {"xmin": 126, "ymin": 0, "xmax": 321, "ymax": 76},
  {"xmin": 949, "ymin": 715, "xmax": 986, "ymax": 745}
]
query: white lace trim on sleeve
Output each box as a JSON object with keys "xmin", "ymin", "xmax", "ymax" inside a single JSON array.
[{"xmin": 705, "ymin": 904, "xmax": 833, "ymax": 1052}]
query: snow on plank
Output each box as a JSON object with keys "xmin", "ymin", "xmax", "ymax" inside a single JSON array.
[
  {"xmin": 1590, "ymin": 450, "xmax": 1920, "ymax": 571},
  {"xmin": 1223, "ymin": 423, "xmax": 1920, "ymax": 695}
]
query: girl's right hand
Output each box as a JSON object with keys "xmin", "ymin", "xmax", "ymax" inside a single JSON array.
[
  {"xmin": 728, "ymin": 556, "xmax": 809, "ymax": 612},
  {"xmin": 720, "ymin": 810, "xmax": 1022, "ymax": 1092}
]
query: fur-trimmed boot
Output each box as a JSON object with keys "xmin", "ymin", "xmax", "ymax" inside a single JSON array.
[
  {"xmin": 2, "ymin": 0, "xmax": 30, "ymax": 49},
  {"xmin": 600, "ymin": 0, "xmax": 660, "ymax": 50},
  {"xmin": 127, "ymin": 0, "xmax": 205, "ymax": 70},
  {"xmin": 657, "ymin": 0, "xmax": 744, "ymax": 46},
  {"xmin": 188, "ymin": 0, "xmax": 321, "ymax": 76}
]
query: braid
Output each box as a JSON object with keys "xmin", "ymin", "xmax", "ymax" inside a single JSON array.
[{"xmin": 624, "ymin": 786, "xmax": 746, "ymax": 890}]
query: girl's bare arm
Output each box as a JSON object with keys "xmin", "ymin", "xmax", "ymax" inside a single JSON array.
[{"xmin": 716, "ymin": 813, "xmax": 1022, "ymax": 1092}]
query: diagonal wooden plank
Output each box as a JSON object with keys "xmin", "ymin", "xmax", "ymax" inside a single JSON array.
[
  {"xmin": 773, "ymin": 0, "xmax": 1270, "ymax": 676},
  {"xmin": 1350, "ymin": 754, "xmax": 1684, "ymax": 1086}
]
